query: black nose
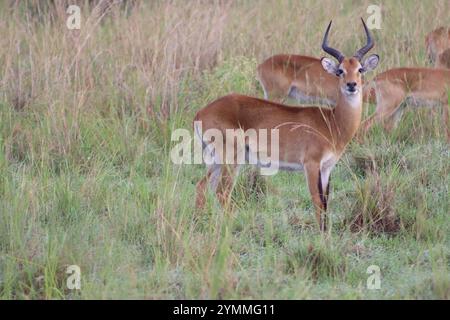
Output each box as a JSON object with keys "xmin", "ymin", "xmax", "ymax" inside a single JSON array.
[{"xmin": 346, "ymin": 82, "xmax": 357, "ymax": 91}]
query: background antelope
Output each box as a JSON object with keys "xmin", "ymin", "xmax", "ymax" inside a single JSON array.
[
  {"xmin": 194, "ymin": 19, "xmax": 379, "ymax": 231},
  {"xmin": 257, "ymin": 27, "xmax": 450, "ymax": 138},
  {"xmin": 426, "ymin": 27, "xmax": 450, "ymax": 68},
  {"xmin": 435, "ymin": 48, "xmax": 450, "ymax": 69},
  {"xmin": 361, "ymin": 67, "xmax": 450, "ymax": 139},
  {"xmin": 256, "ymin": 54, "xmax": 339, "ymax": 105}
]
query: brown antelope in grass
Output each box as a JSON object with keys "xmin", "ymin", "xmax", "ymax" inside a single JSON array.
[
  {"xmin": 425, "ymin": 27, "xmax": 450, "ymax": 67},
  {"xmin": 256, "ymin": 54, "xmax": 339, "ymax": 105},
  {"xmin": 194, "ymin": 19, "xmax": 379, "ymax": 231},
  {"xmin": 436, "ymin": 48, "xmax": 450, "ymax": 69},
  {"xmin": 360, "ymin": 68, "xmax": 450, "ymax": 140}
]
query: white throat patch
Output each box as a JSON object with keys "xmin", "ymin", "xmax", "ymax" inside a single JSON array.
[{"xmin": 341, "ymin": 88, "xmax": 362, "ymax": 108}]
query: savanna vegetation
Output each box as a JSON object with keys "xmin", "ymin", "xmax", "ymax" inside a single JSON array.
[{"xmin": 0, "ymin": 0, "xmax": 448, "ymax": 299}]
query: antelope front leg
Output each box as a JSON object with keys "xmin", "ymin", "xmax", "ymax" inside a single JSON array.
[
  {"xmin": 359, "ymin": 113, "xmax": 376, "ymax": 139},
  {"xmin": 360, "ymin": 85, "xmax": 406, "ymax": 137},
  {"xmin": 305, "ymin": 163, "xmax": 327, "ymax": 231}
]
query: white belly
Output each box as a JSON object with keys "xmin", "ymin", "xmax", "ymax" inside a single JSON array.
[{"xmin": 256, "ymin": 159, "xmax": 304, "ymax": 171}]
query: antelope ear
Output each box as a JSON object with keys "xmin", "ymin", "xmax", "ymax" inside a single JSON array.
[
  {"xmin": 321, "ymin": 57, "xmax": 339, "ymax": 74},
  {"xmin": 361, "ymin": 54, "xmax": 379, "ymax": 72}
]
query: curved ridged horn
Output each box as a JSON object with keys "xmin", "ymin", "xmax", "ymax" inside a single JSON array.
[
  {"xmin": 354, "ymin": 18, "xmax": 374, "ymax": 61},
  {"xmin": 322, "ymin": 20, "xmax": 344, "ymax": 62}
]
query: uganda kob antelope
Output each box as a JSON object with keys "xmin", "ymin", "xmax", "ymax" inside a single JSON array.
[
  {"xmin": 425, "ymin": 27, "xmax": 450, "ymax": 69},
  {"xmin": 194, "ymin": 19, "xmax": 379, "ymax": 230},
  {"xmin": 358, "ymin": 27, "xmax": 450, "ymax": 137},
  {"xmin": 361, "ymin": 68, "xmax": 450, "ymax": 139}
]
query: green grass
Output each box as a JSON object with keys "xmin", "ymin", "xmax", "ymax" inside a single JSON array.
[{"xmin": 0, "ymin": 0, "xmax": 449, "ymax": 299}]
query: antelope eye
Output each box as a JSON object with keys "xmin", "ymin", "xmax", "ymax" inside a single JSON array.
[
  {"xmin": 358, "ymin": 68, "xmax": 365, "ymax": 73},
  {"xmin": 336, "ymin": 69, "xmax": 344, "ymax": 76}
]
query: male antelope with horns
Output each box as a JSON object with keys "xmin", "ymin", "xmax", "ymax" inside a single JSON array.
[{"xmin": 194, "ymin": 19, "xmax": 379, "ymax": 231}]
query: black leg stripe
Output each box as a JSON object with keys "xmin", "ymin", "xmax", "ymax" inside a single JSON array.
[
  {"xmin": 325, "ymin": 174, "xmax": 331, "ymax": 210},
  {"xmin": 318, "ymin": 169, "xmax": 327, "ymax": 210}
]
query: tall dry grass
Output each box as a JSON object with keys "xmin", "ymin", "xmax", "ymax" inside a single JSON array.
[
  {"xmin": 2, "ymin": 0, "xmax": 448, "ymax": 173},
  {"xmin": 3, "ymin": 0, "xmax": 449, "ymax": 123}
]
